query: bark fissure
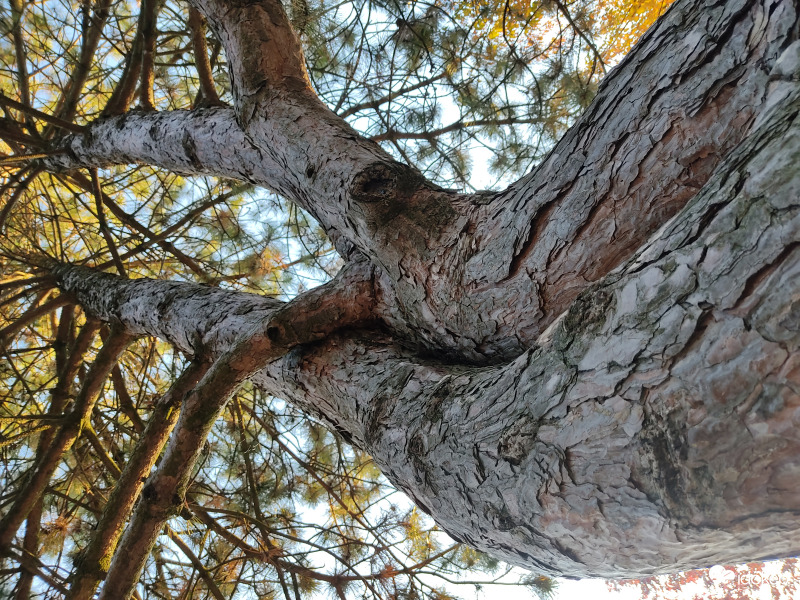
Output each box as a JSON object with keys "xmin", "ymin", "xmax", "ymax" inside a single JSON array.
[
  {"xmin": 41, "ymin": 0, "xmax": 797, "ymax": 363},
  {"xmin": 20, "ymin": 0, "xmax": 800, "ymax": 584},
  {"xmin": 62, "ymin": 79, "xmax": 800, "ymax": 577}
]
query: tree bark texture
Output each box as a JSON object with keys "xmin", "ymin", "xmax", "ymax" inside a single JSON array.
[{"xmin": 42, "ymin": 0, "xmax": 800, "ymax": 580}]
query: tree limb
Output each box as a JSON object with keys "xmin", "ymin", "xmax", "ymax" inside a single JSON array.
[
  {"xmin": 51, "ymin": 0, "xmax": 113, "ymax": 127},
  {"xmin": 68, "ymin": 360, "xmax": 210, "ymax": 600},
  {"xmin": 59, "ymin": 79, "xmax": 800, "ymax": 577},
  {"xmin": 88, "ymin": 262, "xmax": 376, "ymax": 597},
  {"xmin": 137, "ymin": 0, "xmax": 160, "ymax": 111},
  {"xmin": 188, "ymin": 7, "xmax": 224, "ymax": 107},
  {"xmin": 0, "ymin": 325, "xmax": 133, "ymax": 554}
]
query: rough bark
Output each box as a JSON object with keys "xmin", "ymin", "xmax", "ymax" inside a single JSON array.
[
  {"xmin": 55, "ymin": 72, "xmax": 800, "ymax": 577},
  {"xmin": 45, "ymin": 0, "xmax": 798, "ymax": 361},
  {"xmin": 187, "ymin": 7, "xmax": 223, "ymax": 107},
  {"xmin": 67, "ymin": 361, "xmax": 210, "ymax": 600},
  {"xmin": 54, "ymin": 261, "xmax": 377, "ymax": 597},
  {"xmin": 35, "ymin": 0, "xmax": 800, "ymax": 582}
]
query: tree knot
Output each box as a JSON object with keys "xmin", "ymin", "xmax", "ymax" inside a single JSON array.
[
  {"xmin": 350, "ymin": 162, "xmax": 402, "ymax": 203},
  {"xmin": 498, "ymin": 415, "xmax": 539, "ymax": 466}
]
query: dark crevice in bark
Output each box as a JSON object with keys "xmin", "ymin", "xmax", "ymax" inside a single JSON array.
[
  {"xmin": 19, "ymin": 0, "xmax": 800, "ymax": 582},
  {"xmin": 733, "ymin": 241, "xmax": 800, "ymax": 310},
  {"xmin": 181, "ymin": 130, "xmax": 201, "ymax": 168},
  {"xmin": 637, "ymin": 408, "xmax": 692, "ymax": 523},
  {"xmin": 681, "ymin": 202, "xmax": 729, "ymax": 249},
  {"xmin": 350, "ymin": 163, "xmax": 403, "ymax": 203},
  {"xmin": 677, "ymin": 4, "xmax": 757, "ymax": 106},
  {"xmin": 503, "ymin": 197, "xmax": 560, "ymax": 283},
  {"xmin": 665, "ymin": 308, "xmax": 714, "ymax": 368}
]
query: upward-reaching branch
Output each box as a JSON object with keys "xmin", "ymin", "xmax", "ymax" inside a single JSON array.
[
  {"xmin": 80, "ymin": 261, "xmax": 377, "ymax": 598},
  {"xmin": 184, "ymin": 0, "xmax": 437, "ymax": 244},
  {"xmin": 41, "ymin": 0, "xmax": 799, "ymax": 364},
  {"xmin": 0, "ymin": 324, "xmax": 133, "ymax": 554},
  {"xmin": 187, "ymin": 7, "xmax": 223, "ymax": 107},
  {"xmin": 68, "ymin": 360, "xmax": 211, "ymax": 600},
  {"xmin": 47, "ymin": 80, "xmax": 800, "ymax": 578}
]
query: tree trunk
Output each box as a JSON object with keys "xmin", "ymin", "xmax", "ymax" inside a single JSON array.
[{"xmin": 43, "ymin": 0, "xmax": 800, "ymax": 580}]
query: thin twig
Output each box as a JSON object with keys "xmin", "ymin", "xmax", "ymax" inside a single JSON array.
[
  {"xmin": 0, "ymin": 93, "xmax": 85, "ymax": 133},
  {"xmin": 89, "ymin": 169, "xmax": 127, "ymax": 277}
]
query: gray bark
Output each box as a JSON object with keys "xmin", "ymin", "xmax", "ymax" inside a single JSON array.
[
  {"xmin": 46, "ymin": 0, "xmax": 797, "ymax": 361},
  {"xmin": 44, "ymin": 0, "xmax": 800, "ymax": 580}
]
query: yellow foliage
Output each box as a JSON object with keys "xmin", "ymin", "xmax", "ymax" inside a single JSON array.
[
  {"xmin": 401, "ymin": 508, "xmax": 436, "ymax": 560},
  {"xmin": 450, "ymin": 0, "xmax": 675, "ymax": 66},
  {"xmin": 429, "ymin": 588, "xmax": 457, "ymax": 600},
  {"xmin": 596, "ymin": 0, "xmax": 676, "ymax": 64},
  {"xmin": 41, "ymin": 514, "xmax": 78, "ymax": 555}
]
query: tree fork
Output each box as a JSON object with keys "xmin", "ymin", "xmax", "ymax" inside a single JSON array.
[
  {"xmin": 87, "ymin": 262, "xmax": 376, "ymax": 597},
  {"xmin": 55, "ymin": 77, "xmax": 800, "ymax": 578},
  {"xmin": 19, "ymin": 0, "xmax": 800, "ymax": 584},
  {"xmin": 39, "ymin": 0, "xmax": 800, "ymax": 363}
]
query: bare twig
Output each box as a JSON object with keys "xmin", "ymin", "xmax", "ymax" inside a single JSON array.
[{"xmin": 89, "ymin": 169, "xmax": 127, "ymax": 277}]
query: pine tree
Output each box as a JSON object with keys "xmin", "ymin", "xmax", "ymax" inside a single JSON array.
[{"xmin": 2, "ymin": 0, "xmax": 799, "ymax": 598}]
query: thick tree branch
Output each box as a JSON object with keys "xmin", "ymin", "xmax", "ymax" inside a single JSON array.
[
  {"xmin": 187, "ymin": 7, "xmax": 223, "ymax": 107},
  {"xmin": 92, "ymin": 264, "xmax": 376, "ymax": 598},
  {"xmin": 57, "ymin": 74, "xmax": 800, "ymax": 578},
  {"xmin": 43, "ymin": 108, "xmax": 271, "ymax": 188},
  {"xmin": 256, "ymin": 85, "xmax": 800, "ymax": 576},
  {"xmin": 137, "ymin": 0, "xmax": 160, "ymax": 111},
  {"xmin": 369, "ymin": 0, "xmax": 800, "ymax": 360},
  {"xmin": 67, "ymin": 360, "xmax": 208, "ymax": 600},
  {"xmin": 52, "ymin": 256, "xmax": 377, "ymax": 362},
  {"xmin": 41, "ymin": 109, "xmax": 359, "ymax": 242}
]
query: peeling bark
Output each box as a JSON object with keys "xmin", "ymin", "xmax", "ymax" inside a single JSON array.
[
  {"xmin": 45, "ymin": 0, "xmax": 798, "ymax": 362},
  {"xmin": 269, "ymin": 85, "xmax": 800, "ymax": 576},
  {"xmin": 36, "ymin": 0, "xmax": 800, "ymax": 582},
  {"xmin": 375, "ymin": 0, "xmax": 800, "ymax": 359}
]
